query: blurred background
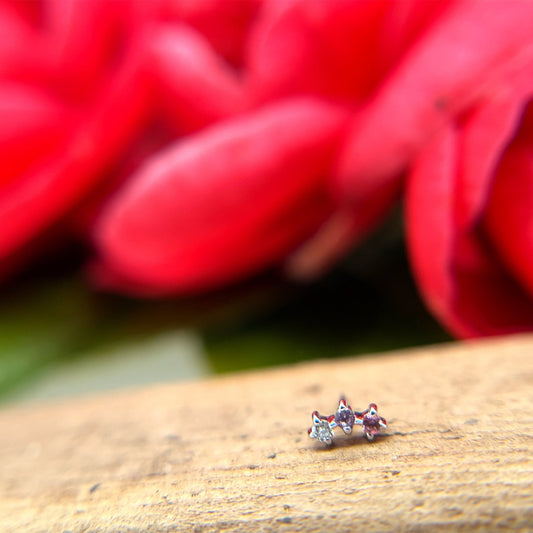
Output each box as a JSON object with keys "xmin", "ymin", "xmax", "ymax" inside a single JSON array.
[
  {"xmin": 2, "ymin": 208, "xmax": 450, "ymax": 405},
  {"xmin": 2, "ymin": 0, "xmax": 532, "ymax": 405}
]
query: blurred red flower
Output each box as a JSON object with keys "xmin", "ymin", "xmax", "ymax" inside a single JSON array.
[
  {"xmin": 407, "ymin": 64, "xmax": 533, "ymax": 337},
  {"xmin": 92, "ymin": 0, "xmax": 466, "ymax": 294},
  {"xmin": 1, "ymin": 0, "xmax": 533, "ymax": 336},
  {"xmin": 0, "ymin": 0, "xmax": 157, "ymax": 272}
]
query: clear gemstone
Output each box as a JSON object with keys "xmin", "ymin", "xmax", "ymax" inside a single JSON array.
[{"xmin": 315, "ymin": 419, "xmax": 333, "ymax": 444}]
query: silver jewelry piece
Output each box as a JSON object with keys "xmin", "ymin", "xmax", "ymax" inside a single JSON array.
[{"xmin": 308, "ymin": 398, "xmax": 387, "ymax": 445}]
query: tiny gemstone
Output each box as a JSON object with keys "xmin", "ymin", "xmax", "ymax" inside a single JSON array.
[
  {"xmin": 362, "ymin": 414, "xmax": 381, "ymax": 434},
  {"xmin": 315, "ymin": 419, "xmax": 334, "ymax": 444},
  {"xmin": 335, "ymin": 408, "xmax": 355, "ymax": 432}
]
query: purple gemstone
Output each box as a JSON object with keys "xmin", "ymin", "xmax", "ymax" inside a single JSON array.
[{"xmin": 335, "ymin": 407, "xmax": 355, "ymax": 432}]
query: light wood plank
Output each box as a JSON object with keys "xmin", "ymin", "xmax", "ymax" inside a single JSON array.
[{"xmin": 1, "ymin": 335, "xmax": 532, "ymax": 532}]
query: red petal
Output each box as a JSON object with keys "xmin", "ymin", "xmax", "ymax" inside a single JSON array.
[
  {"xmin": 0, "ymin": 3, "xmax": 50, "ymax": 82},
  {"xmin": 42, "ymin": 0, "xmax": 161, "ymax": 103},
  {"xmin": 247, "ymin": 0, "xmax": 452, "ymax": 106},
  {"xmin": 484, "ymin": 126, "xmax": 533, "ymax": 299},
  {"xmin": 0, "ymin": 84, "xmax": 74, "ymax": 190},
  {"xmin": 162, "ymin": 0, "xmax": 262, "ymax": 66},
  {"xmin": 454, "ymin": 65, "xmax": 533, "ymax": 231},
  {"xmin": 407, "ymin": 127, "xmax": 456, "ymax": 331},
  {"xmin": 335, "ymin": 0, "xmax": 533, "ymax": 204},
  {"xmin": 407, "ymin": 123, "xmax": 533, "ymax": 338},
  {"xmin": 77, "ymin": 43, "xmax": 153, "ymax": 166},
  {"xmin": 0, "ymin": 48, "xmax": 151, "ymax": 261},
  {"xmin": 247, "ymin": 0, "xmax": 388, "ymax": 105},
  {"xmin": 376, "ymin": 0, "xmax": 454, "ymax": 76},
  {"xmin": 94, "ymin": 97, "xmax": 349, "ymax": 294},
  {"xmin": 43, "ymin": 0, "xmax": 117, "ymax": 100},
  {"xmin": 149, "ymin": 24, "xmax": 245, "ymax": 133},
  {"xmin": 0, "ymin": 0, "xmax": 41, "ymax": 25}
]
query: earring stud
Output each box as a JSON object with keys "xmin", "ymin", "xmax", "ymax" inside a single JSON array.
[{"xmin": 308, "ymin": 397, "xmax": 387, "ymax": 445}]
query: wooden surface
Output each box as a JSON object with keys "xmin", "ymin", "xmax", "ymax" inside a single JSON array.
[{"xmin": 1, "ymin": 335, "xmax": 532, "ymax": 532}]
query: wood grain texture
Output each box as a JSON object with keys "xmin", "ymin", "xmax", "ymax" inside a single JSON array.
[{"xmin": 1, "ymin": 335, "xmax": 532, "ymax": 532}]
